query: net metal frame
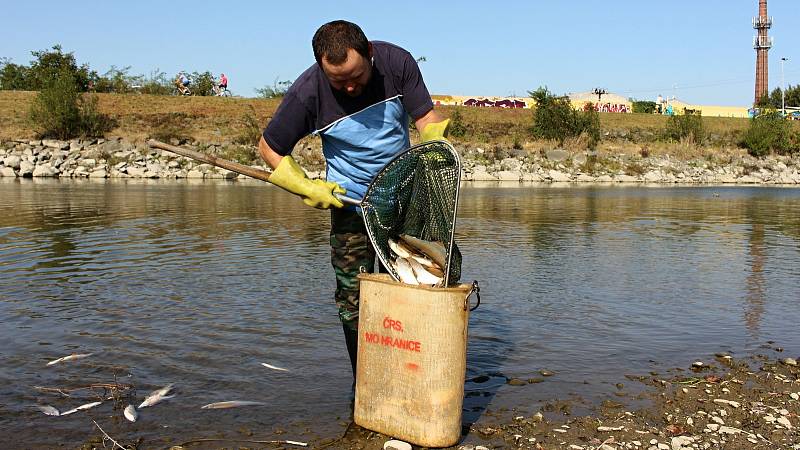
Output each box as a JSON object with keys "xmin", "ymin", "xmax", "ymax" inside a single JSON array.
[{"xmin": 360, "ymin": 140, "xmax": 462, "ymax": 286}]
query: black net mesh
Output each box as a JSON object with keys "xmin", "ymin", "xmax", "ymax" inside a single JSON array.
[{"xmin": 361, "ymin": 140, "xmax": 462, "ymax": 286}]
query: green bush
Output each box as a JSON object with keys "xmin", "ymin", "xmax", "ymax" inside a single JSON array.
[
  {"xmin": 632, "ymin": 100, "xmax": 657, "ymax": 114},
  {"xmin": 663, "ymin": 113, "xmax": 704, "ymax": 144},
  {"xmin": 529, "ymin": 87, "xmax": 600, "ymax": 149},
  {"xmin": 138, "ymin": 69, "xmax": 173, "ymax": 95},
  {"xmin": 741, "ymin": 111, "xmax": 798, "ymax": 157},
  {"xmin": 448, "ymin": 108, "xmax": 468, "ymax": 138},
  {"xmin": 188, "ymin": 71, "xmax": 215, "ymax": 96},
  {"xmin": 255, "ymin": 79, "xmax": 292, "ymax": 98},
  {"xmin": 28, "ymin": 71, "xmax": 115, "ymax": 139},
  {"xmin": 92, "ymin": 66, "xmax": 137, "ymax": 93}
]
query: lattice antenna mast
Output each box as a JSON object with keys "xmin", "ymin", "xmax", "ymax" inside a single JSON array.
[{"xmin": 753, "ymin": 0, "xmax": 772, "ymax": 105}]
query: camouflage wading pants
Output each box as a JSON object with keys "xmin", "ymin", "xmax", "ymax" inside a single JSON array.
[{"xmin": 330, "ymin": 208, "xmax": 377, "ymax": 332}]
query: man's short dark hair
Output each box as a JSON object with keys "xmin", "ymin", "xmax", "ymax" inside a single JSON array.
[{"xmin": 312, "ymin": 20, "xmax": 369, "ymax": 66}]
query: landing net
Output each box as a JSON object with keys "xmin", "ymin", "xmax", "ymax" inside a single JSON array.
[{"xmin": 361, "ymin": 140, "xmax": 462, "ymax": 286}]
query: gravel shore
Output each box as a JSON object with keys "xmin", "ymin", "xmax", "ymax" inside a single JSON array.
[{"xmin": 307, "ymin": 352, "xmax": 798, "ymax": 450}]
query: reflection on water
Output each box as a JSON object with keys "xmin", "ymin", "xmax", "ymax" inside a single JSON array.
[
  {"xmin": 1, "ymin": 179, "xmax": 799, "ymax": 447},
  {"xmin": 745, "ymin": 223, "xmax": 765, "ymax": 337}
]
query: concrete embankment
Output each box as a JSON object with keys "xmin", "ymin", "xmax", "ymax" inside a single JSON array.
[{"xmin": 2, "ymin": 138, "xmax": 799, "ymax": 185}]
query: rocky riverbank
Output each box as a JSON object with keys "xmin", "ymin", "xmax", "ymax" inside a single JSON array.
[
  {"xmin": 303, "ymin": 353, "xmax": 800, "ymax": 450},
  {"xmin": 2, "ymin": 138, "xmax": 800, "ymax": 185}
]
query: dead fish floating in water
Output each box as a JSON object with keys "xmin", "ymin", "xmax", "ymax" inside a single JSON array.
[
  {"xmin": 34, "ymin": 405, "xmax": 60, "ymax": 416},
  {"xmin": 60, "ymin": 401, "xmax": 102, "ymax": 416},
  {"xmin": 201, "ymin": 401, "xmax": 267, "ymax": 409},
  {"xmin": 261, "ymin": 362, "xmax": 289, "ymax": 372},
  {"xmin": 138, "ymin": 384, "xmax": 175, "ymax": 408},
  {"xmin": 123, "ymin": 404, "xmax": 138, "ymax": 422},
  {"xmin": 46, "ymin": 353, "xmax": 93, "ymax": 366}
]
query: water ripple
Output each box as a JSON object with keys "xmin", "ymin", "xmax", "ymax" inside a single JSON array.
[{"xmin": 1, "ymin": 181, "xmax": 799, "ymax": 446}]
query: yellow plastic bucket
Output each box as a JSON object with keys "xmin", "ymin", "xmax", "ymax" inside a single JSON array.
[{"xmin": 354, "ymin": 273, "xmax": 478, "ymax": 447}]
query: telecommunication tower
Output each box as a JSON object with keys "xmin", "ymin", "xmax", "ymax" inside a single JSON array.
[{"xmin": 753, "ymin": 0, "xmax": 772, "ymax": 104}]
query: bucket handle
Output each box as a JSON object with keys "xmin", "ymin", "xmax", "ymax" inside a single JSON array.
[{"xmin": 464, "ymin": 280, "xmax": 481, "ymax": 311}]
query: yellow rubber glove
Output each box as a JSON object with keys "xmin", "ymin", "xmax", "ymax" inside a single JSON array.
[
  {"xmin": 268, "ymin": 156, "xmax": 345, "ymax": 209},
  {"xmin": 420, "ymin": 118, "xmax": 450, "ymax": 142}
]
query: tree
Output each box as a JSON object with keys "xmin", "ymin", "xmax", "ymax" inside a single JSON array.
[
  {"xmin": 138, "ymin": 69, "xmax": 173, "ymax": 95},
  {"xmin": 255, "ymin": 78, "xmax": 293, "ymax": 98},
  {"xmin": 189, "ymin": 71, "xmax": 216, "ymax": 96},
  {"xmin": 787, "ymin": 84, "xmax": 800, "ymax": 108},
  {"xmin": 755, "ymin": 93, "xmax": 772, "ymax": 108},
  {"xmin": 767, "ymin": 87, "xmax": 783, "ymax": 109},
  {"xmin": 27, "ymin": 45, "xmax": 92, "ymax": 91},
  {"xmin": 0, "ymin": 57, "xmax": 30, "ymax": 90},
  {"xmin": 768, "ymin": 84, "xmax": 800, "ymax": 109},
  {"xmin": 92, "ymin": 65, "xmax": 136, "ymax": 93}
]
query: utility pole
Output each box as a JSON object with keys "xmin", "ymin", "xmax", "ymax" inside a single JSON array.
[
  {"xmin": 592, "ymin": 87, "xmax": 607, "ymax": 103},
  {"xmin": 781, "ymin": 57, "xmax": 788, "ymax": 116}
]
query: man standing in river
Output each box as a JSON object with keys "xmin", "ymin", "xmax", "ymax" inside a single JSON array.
[{"xmin": 258, "ymin": 20, "xmax": 449, "ymax": 382}]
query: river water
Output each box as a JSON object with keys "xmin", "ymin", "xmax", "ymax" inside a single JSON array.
[{"xmin": 1, "ymin": 179, "xmax": 799, "ymax": 448}]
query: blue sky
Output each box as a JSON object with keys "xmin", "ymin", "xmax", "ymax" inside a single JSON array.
[{"xmin": 1, "ymin": 1, "xmax": 797, "ymax": 106}]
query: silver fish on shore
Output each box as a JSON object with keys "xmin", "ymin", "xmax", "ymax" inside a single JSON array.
[
  {"xmin": 46, "ymin": 353, "xmax": 93, "ymax": 366},
  {"xmin": 400, "ymin": 234, "xmax": 447, "ymax": 270},
  {"xmin": 60, "ymin": 401, "xmax": 102, "ymax": 416},
  {"xmin": 201, "ymin": 400, "xmax": 266, "ymax": 409},
  {"xmin": 261, "ymin": 362, "xmax": 289, "ymax": 372},
  {"xmin": 123, "ymin": 404, "xmax": 138, "ymax": 422},
  {"xmin": 35, "ymin": 405, "xmax": 60, "ymax": 416},
  {"xmin": 138, "ymin": 384, "xmax": 175, "ymax": 408}
]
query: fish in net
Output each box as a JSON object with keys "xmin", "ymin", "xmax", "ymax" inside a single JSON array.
[{"xmin": 353, "ymin": 140, "xmax": 462, "ymax": 286}]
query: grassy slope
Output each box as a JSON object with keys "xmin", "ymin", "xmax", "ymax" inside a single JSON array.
[
  {"xmin": 1, "ymin": 91, "xmax": 784, "ymax": 159},
  {"xmin": 0, "ymin": 91, "xmax": 282, "ymax": 143}
]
